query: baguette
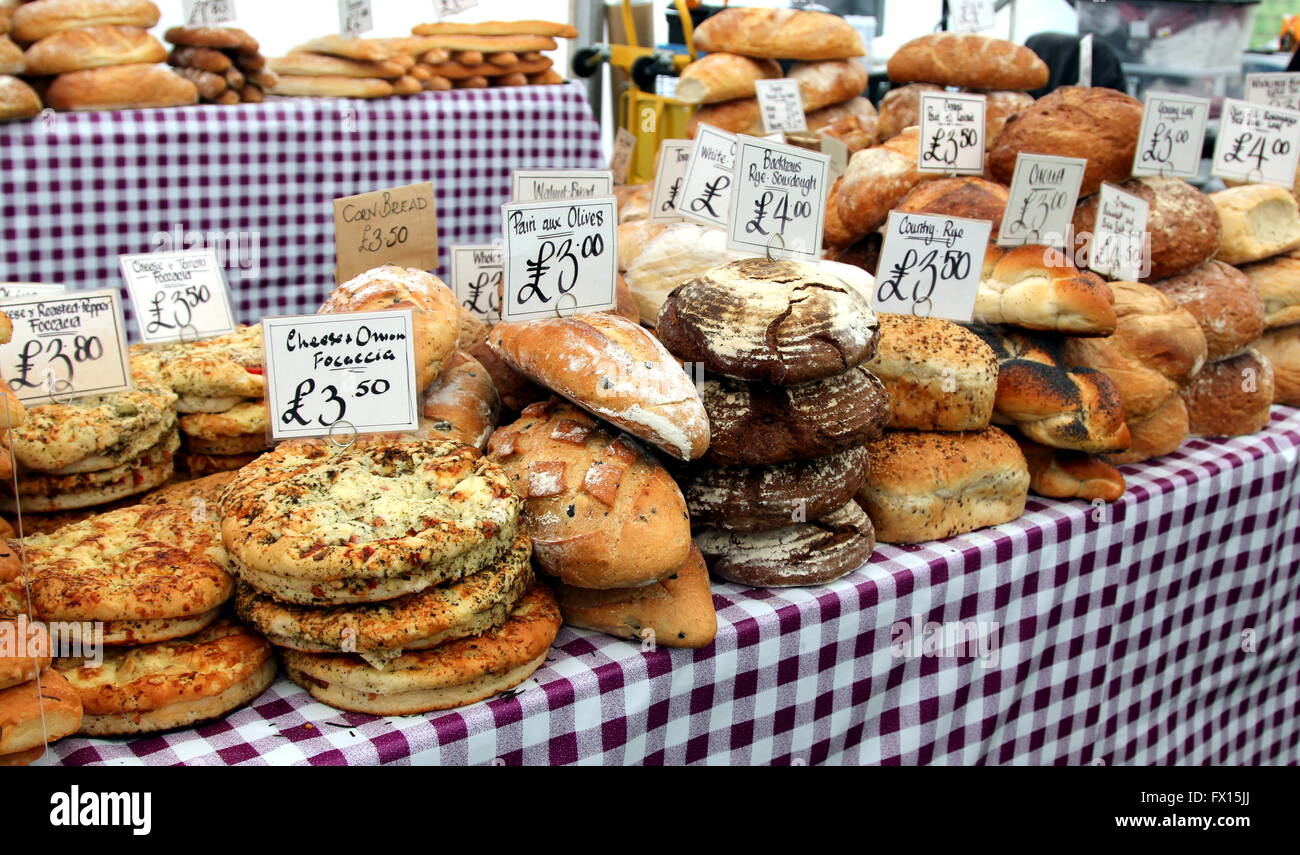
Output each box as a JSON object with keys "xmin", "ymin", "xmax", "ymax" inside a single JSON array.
[
  {"xmin": 12, "ymin": 0, "xmax": 160, "ymax": 45},
  {"xmin": 0, "ymin": 35, "xmax": 20, "ymax": 74},
  {"xmin": 270, "ymin": 75, "xmax": 394, "ymax": 98},
  {"xmin": 887, "ymin": 33, "xmax": 1048, "ymax": 90},
  {"xmin": 402, "ymin": 34, "xmax": 557, "ymax": 53},
  {"xmin": 1181, "ymin": 348, "xmax": 1274, "ymax": 437},
  {"xmin": 486, "ymin": 313, "xmax": 709, "ymax": 461},
  {"xmin": 486, "ymin": 399, "xmax": 691, "ymax": 589},
  {"xmin": 268, "ymin": 52, "xmax": 406, "ymax": 79},
  {"xmin": 692, "ymin": 7, "xmax": 864, "ymax": 60},
  {"xmin": 412, "ymin": 20, "xmax": 577, "ymax": 38},
  {"xmin": 45, "ymin": 63, "xmax": 197, "ymax": 111},
  {"xmin": 675, "ymin": 53, "xmax": 780, "ymax": 105},
  {"xmin": 22, "ymin": 25, "xmax": 164, "ymax": 75},
  {"xmin": 292, "ymin": 35, "xmax": 396, "ymax": 62}
]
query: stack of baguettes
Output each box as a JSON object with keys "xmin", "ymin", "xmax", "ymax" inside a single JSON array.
[
  {"xmin": 0, "ymin": 2, "xmax": 42, "ymax": 120},
  {"xmin": 269, "ymin": 35, "xmax": 430, "ymax": 98},
  {"xmin": 9, "ymin": 0, "xmax": 197, "ymax": 111},
  {"xmin": 164, "ymin": 25, "xmax": 276, "ymax": 104},
  {"xmin": 407, "ymin": 19, "xmax": 572, "ymax": 89},
  {"xmin": 678, "ymin": 7, "xmax": 875, "ymax": 154},
  {"xmin": 649, "ymin": 256, "xmax": 887, "ymax": 579}
]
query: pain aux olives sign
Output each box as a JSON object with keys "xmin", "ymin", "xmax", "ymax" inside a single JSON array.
[{"xmin": 261, "ymin": 309, "xmax": 420, "ymax": 440}]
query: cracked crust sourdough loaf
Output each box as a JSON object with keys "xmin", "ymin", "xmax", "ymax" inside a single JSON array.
[
  {"xmin": 656, "ymin": 257, "xmax": 879, "ymax": 386},
  {"xmin": 690, "ymin": 7, "xmax": 864, "ymax": 60},
  {"xmin": 220, "ymin": 439, "xmax": 520, "ymax": 605}
]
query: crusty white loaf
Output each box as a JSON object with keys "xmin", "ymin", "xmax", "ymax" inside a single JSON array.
[
  {"xmin": 486, "ymin": 313, "xmax": 709, "ymax": 461},
  {"xmin": 875, "ymin": 82, "xmax": 940, "ymax": 142},
  {"xmin": 789, "ymin": 59, "xmax": 868, "ymax": 112},
  {"xmin": 622, "ymin": 223, "xmax": 744, "ymax": 326},
  {"xmin": 1210, "ymin": 184, "xmax": 1300, "ymax": 266},
  {"xmin": 856, "ymin": 427, "xmax": 1029, "ymax": 544},
  {"xmin": 686, "ymin": 97, "xmax": 762, "ymax": 137},
  {"xmin": 1240, "ymin": 250, "xmax": 1300, "ymax": 329},
  {"xmin": 887, "ymin": 33, "xmax": 1048, "ymax": 91},
  {"xmin": 675, "ymin": 52, "xmax": 780, "ymax": 105},
  {"xmin": 975, "ymin": 244, "xmax": 1117, "ymax": 335},
  {"xmin": 1148, "ymin": 260, "xmax": 1265, "ymax": 362},
  {"xmin": 692, "ymin": 7, "xmax": 864, "ymax": 60},
  {"xmin": 1254, "ymin": 324, "xmax": 1300, "ymax": 406},
  {"xmin": 22, "ymin": 25, "xmax": 165, "ymax": 75}
]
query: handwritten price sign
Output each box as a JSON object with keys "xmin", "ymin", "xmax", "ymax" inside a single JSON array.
[
  {"xmin": 949, "ymin": 0, "xmax": 994, "ymax": 32},
  {"xmin": 874, "ymin": 212, "xmax": 991, "ymax": 321},
  {"xmin": 337, "ymin": 0, "xmax": 373, "ymax": 37},
  {"xmin": 119, "ymin": 249, "xmax": 236, "ymax": 345},
  {"xmin": 679, "ymin": 124, "xmax": 736, "ymax": 228},
  {"xmin": 0, "ymin": 283, "xmax": 64, "ymax": 300},
  {"xmin": 918, "ymin": 92, "xmax": 986, "ymax": 175},
  {"xmin": 727, "ymin": 134, "xmax": 830, "ymax": 261},
  {"xmin": 333, "ymin": 182, "xmax": 439, "ymax": 284},
  {"xmin": 1212, "ymin": 98, "xmax": 1300, "ymax": 188},
  {"xmin": 183, "ymin": 0, "xmax": 235, "ymax": 26},
  {"xmin": 1132, "ymin": 92, "xmax": 1209, "ymax": 180},
  {"xmin": 262, "ymin": 310, "xmax": 419, "ymax": 441},
  {"xmin": 755, "ymin": 79, "xmax": 807, "ymax": 134},
  {"xmin": 0, "ymin": 290, "xmax": 131, "ymax": 405},
  {"xmin": 1088, "ymin": 183, "xmax": 1150, "ymax": 282},
  {"xmin": 450, "ymin": 244, "xmax": 502, "ymax": 322},
  {"xmin": 433, "ymin": 0, "xmax": 477, "ymax": 19},
  {"xmin": 650, "ymin": 139, "xmax": 692, "ymax": 224},
  {"xmin": 511, "ymin": 170, "xmax": 614, "ymax": 202},
  {"xmin": 997, "ymin": 153, "xmax": 1087, "ymax": 247},
  {"xmin": 1245, "ymin": 73, "xmax": 1300, "ymax": 111},
  {"xmin": 500, "ymin": 196, "xmax": 617, "ymax": 323}
]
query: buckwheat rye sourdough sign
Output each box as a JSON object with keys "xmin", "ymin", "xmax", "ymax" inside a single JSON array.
[
  {"xmin": 0, "ymin": 289, "xmax": 131, "ymax": 405},
  {"xmin": 119, "ymin": 249, "xmax": 236, "ymax": 344},
  {"xmin": 727, "ymin": 134, "xmax": 830, "ymax": 261},
  {"xmin": 333, "ymin": 182, "xmax": 439, "ymax": 284},
  {"xmin": 261, "ymin": 310, "xmax": 420, "ymax": 441},
  {"xmin": 499, "ymin": 196, "xmax": 618, "ymax": 322},
  {"xmin": 874, "ymin": 211, "xmax": 991, "ymax": 322}
]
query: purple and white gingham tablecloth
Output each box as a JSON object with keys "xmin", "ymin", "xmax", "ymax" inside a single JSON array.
[
  {"xmin": 0, "ymin": 85, "xmax": 604, "ymax": 328},
  {"xmin": 47, "ymin": 406, "xmax": 1300, "ymax": 766}
]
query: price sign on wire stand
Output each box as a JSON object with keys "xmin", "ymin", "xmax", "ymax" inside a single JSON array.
[
  {"xmin": 0, "ymin": 283, "xmax": 64, "ymax": 300},
  {"xmin": 500, "ymin": 196, "xmax": 618, "ymax": 323},
  {"xmin": 755, "ymin": 79, "xmax": 807, "ymax": 134},
  {"xmin": 337, "ymin": 0, "xmax": 372, "ymax": 37},
  {"xmin": 262, "ymin": 309, "xmax": 420, "ymax": 441},
  {"xmin": 511, "ymin": 170, "xmax": 614, "ymax": 202},
  {"xmin": 610, "ymin": 128, "xmax": 636, "ymax": 185},
  {"xmin": 1212, "ymin": 98, "xmax": 1300, "ymax": 189},
  {"xmin": 727, "ymin": 134, "xmax": 830, "ymax": 261},
  {"xmin": 917, "ymin": 91, "xmax": 986, "ymax": 175},
  {"xmin": 450, "ymin": 244, "xmax": 503, "ymax": 323},
  {"xmin": 332, "ymin": 181, "xmax": 439, "ymax": 285},
  {"xmin": 1244, "ymin": 73, "xmax": 1300, "ymax": 111},
  {"xmin": 0, "ymin": 289, "xmax": 131, "ymax": 405},
  {"xmin": 948, "ymin": 0, "xmax": 994, "ymax": 33},
  {"xmin": 1131, "ymin": 92, "xmax": 1210, "ymax": 179},
  {"xmin": 873, "ymin": 212, "xmax": 991, "ymax": 322},
  {"xmin": 119, "ymin": 249, "xmax": 236, "ymax": 345},
  {"xmin": 1087, "ymin": 183, "xmax": 1150, "ymax": 282},
  {"xmin": 183, "ymin": 0, "xmax": 235, "ymax": 25},
  {"xmin": 678, "ymin": 124, "xmax": 736, "ymax": 228},
  {"xmin": 649, "ymin": 139, "xmax": 693, "ymax": 223},
  {"xmin": 433, "ymin": 0, "xmax": 478, "ymax": 19},
  {"xmin": 997, "ymin": 153, "xmax": 1087, "ymax": 247}
]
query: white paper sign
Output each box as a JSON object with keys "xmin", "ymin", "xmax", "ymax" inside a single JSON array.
[
  {"xmin": 337, "ymin": 0, "xmax": 373, "ymax": 38},
  {"xmin": 650, "ymin": 139, "xmax": 692, "ymax": 223},
  {"xmin": 1079, "ymin": 33, "xmax": 1093, "ymax": 88},
  {"xmin": 262, "ymin": 309, "xmax": 419, "ymax": 441},
  {"xmin": 821, "ymin": 134, "xmax": 849, "ymax": 179},
  {"xmin": 997, "ymin": 153, "xmax": 1088, "ymax": 247},
  {"xmin": 678, "ymin": 125, "xmax": 736, "ymax": 228},
  {"xmin": 1088, "ymin": 183, "xmax": 1150, "ymax": 281},
  {"xmin": 917, "ymin": 92, "xmax": 986, "ymax": 175},
  {"xmin": 755, "ymin": 79, "xmax": 807, "ymax": 134},
  {"xmin": 874, "ymin": 212, "xmax": 991, "ymax": 322},
  {"xmin": 0, "ymin": 290, "xmax": 131, "ymax": 405},
  {"xmin": 511, "ymin": 169, "xmax": 614, "ymax": 202},
  {"xmin": 0, "ymin": 283, "xmax": 65, "ymax": 301},
  {"xmin": 433, "ymin": 0, "xmax": 477, "ymax": 19},
  {"xmin": 727, "ymin": 135, "xmax": 830, "ymax": 261},
  {"xmin": 949, "ymin": 0, "xmax": 995, "ymax": 33},
  {"xmin": 184, "ymin": 0, "xmax": 236, "ymax": 25},
  {"xmin": 1245, "ymin": 73, "xmax": 1300, "ymax": 111},
  {"xmin": 500, "ymin": 196, "xmax": 618, "ymax": 322},
  {"xmin": 1132, "ymin": 92, "xmax": 1210, "ymax": 179},
  {"xmin": 610, "ymin": 128, "xmax": 636, "ymax": 185},
  {"xmin": 119, "ymin": 249, "xmax": 236, "ymax": 345},
  {"xmin": 655, "ymin": 76, "xmax": 680, "ymax": 99},
  {"xmin": 450, "ymin": 245, "xmax": 503, "ymax": 323},
  {"xmin": 1212, "ymin": 99, "xmax": 1300, "ymax": 188}
]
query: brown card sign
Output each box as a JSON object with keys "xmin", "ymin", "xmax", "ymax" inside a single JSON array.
[{"xmin": 333, "ymin": 181, "xmax": 438, "ymax": 284}]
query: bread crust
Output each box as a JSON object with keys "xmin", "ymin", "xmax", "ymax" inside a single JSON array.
[
  {"xmin": 23, "ymin": 25, "xmax": 164, "ymax": 75},
  {"xmin": 12, "ymin": 0, "xmax": 160, "ymax": 44},
  {"xmin": 1255, "ymin": 324, "xmax": 1300, "ymax": 406},
  {"xmin": 1148, "ymin": 260, "xmax": 1265, "ymax": 362},
  {"xmin": 687, "ymin": 96, "xmax": 761, "ymax": 137},
  {"xmin": 420, "ymin": 350, "xmax": 499, "ymax": 450},
  {"xmin": 896, "ymin": 176, "xmax": 1010, "ymax": 233},
  {"xmin": 132, "ymin": 323, "xmax": 264, "ymax": 399},
  {"xmin": 46, "ymin": 62, "xmax": 197, "ymax": 110},
  {"xmin": 179, "ymin": 399, "xmax": 266, "ymax": 439},
  {"xmin": 1182, "ymin": 348, "xmax": 1274, "ymax": 437},
  {"xmin": 0, "ymin": 620, "xmax": 50, "ymax": 690},
  {"xmin": 676, "ymin": 52, "xmax": 780, "ymax": 105},
  {"xmin": 692, "ymin": 7, "xmax": 864, "ymax": 60},
  {"xmin": 696, "ymin": 500, "xmax": 875, "ymax": 587},
  {"xmin": 1073, "ymin": 177, "xmax": 1220, "ymax": 281},
  {"xmin": 975, "ymin": 244, "xmax": 1117, "ymax": 335},
  {"xmin": 1241, "ymin": 250, "xmax": 1300, "ymax": 328},
  {"xmin": 0, "ymin": 669, "xmax": 82, "ymax": 754},
  {"xmin": 165, "ymin": 25, "xmax": 257, "ymax": 51},
  {"xmin": 270, "ymin": 75, "xmax": 394, "ymax": 98},
  {"xmin": 268, "ymin": 52, "xmax": 405, "ymax": 79},
  {"xmin": 139, "ymin": 470, "xmax": 236, "ymax": 511},
  {"xmin": 789, "ymin": 59, "xmax": 868, "ymax": 112},
  {"xmin": 866, "ymin": 315, "xmax": 998, "ymax": 431},
  {"xmin": 0, "ymin": 74, "xmax": 41, "ymax": 120},
  {"xmin": 1209, "ymin": 183, "xmax": 1300, "ymax": 265},
  {"xmin": 1016, "ymin": 436, "xmax": 1125, "ymax": 502},
  {"xmin": 876, "ymin": 82, "xmax": 939, "ymax": 142},
  {"xmin": 836, "ymin": 127, "xmax": 939, "ymax": 240},
  {"xmin": 887, "ymin": 33, "xmax": 1048, "ymax": 90},
  {"xmin": 623, "ymin": 223, "xmax": 744, "ymax": 325},
  {"xmin": 411, "ymin": 20, "xmax": 577, "ymax": 38}
]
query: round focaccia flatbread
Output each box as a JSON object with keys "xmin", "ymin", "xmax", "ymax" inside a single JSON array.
[
  {"xmin": 220, "ymin": 439, "xmax": 520, "ymax": 605},
  {"xmin": 140, "ymin": 471, "xmax": 236, "ymax": 515},
  {"xmin": 7, "ymin": 368, "xmax": 177, "ymax": 474},
  {"xmin": 17, "ymin": 504, "xmax": 233, "ymax": 627},
  {"xmin": 179, "ymin": 399, "xmax": 268, "ymax": 439},
  {"xmin": 0, "ymin": 669, "xmax": 83, "ymax": 755},
  {"xmin": 183, "ymin": 450, "xmax": 261, "ymax": 476},
  {"xmin": 0, "ymin": 619, "xmax": 51, "ymax": 690},
  {"xmin": 283, "ymin": 583, "xmax": 560, "ymax": 715},
  {"xmin": 236, "ymin": 532, "xmax": 532, "ymax": 656},
  {"xmin": 55, "ymin": 618, "xmax": 275, "ymax": 736},
  {"xmin": 184, "ymin": 433, "xmax": 269, "ymax": 455},
  {"xmin": 174, "ymin": 393, "xmax": 246, "ymax": 414},
  {"xmin": 132, "ymin": 324, "xmax": 264, "ymax": 400},
  {"xmin": 2, "ymin": 433, "xmax": 179, "ymax": 512}
]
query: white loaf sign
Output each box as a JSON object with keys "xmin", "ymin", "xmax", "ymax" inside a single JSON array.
[{"xmin": 678, "ymin": 124, "xmax": 736, "ymax": 229}]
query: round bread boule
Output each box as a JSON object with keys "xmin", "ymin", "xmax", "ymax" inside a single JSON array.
[
  {"xmin": 656, "ymin": 257, "xmax": 879, "ymax": 385},
  {"xmin": 1181, "ymin": 348, "xmax": 1275, "ymax": 438},
  {"xmin": 1148, "ymin": 260, "xmax": 1266, "ymax": 362},
  {"xmin": 696, "ymin": 500, "xmax": 875, "ymax": 587}
]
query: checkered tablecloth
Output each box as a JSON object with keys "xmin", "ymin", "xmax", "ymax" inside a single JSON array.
[
  {"xmin": 47, "ymin": 406, "xmax": 1300, "ymax": 766},
  {"xmin": 0, "ymin": 85, "xmax": 604, "ymax": 329}
]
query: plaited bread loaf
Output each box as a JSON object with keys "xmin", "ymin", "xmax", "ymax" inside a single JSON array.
[
  {"xmin": 1209, "ymin": 184, "xmax": 1300, "ymax": 265},
  {"xmin": 975, "ymin": 244, "xmax": 1117, "ymax": 335},
  {"xmin": 486, "ymin": 399, "xmax": 691, "ymax": 589},
  {"xmin": 836, "ymin": 127, "xmax": 939, "ymax": 241},
  {"xmin": 895, "ymin": 176, "xmax": 1009, "ymax": 232},
  {"xmin": 968, "ymin": 326, "xmax": 1132, "ymax": 453},
  {"xmin": 680, "ymin": 446, "xmax": 869, "ymax": 533},
  {"xmin": 675, "ymin": 52, "xmax": 780, "ymax": 105},
  {"xmin": 1240, "ymin": 249, "xmax": 1300, "ymax": 328},
  {"xmin": 856, "ymin": 427, "xmax": 1029, "ymax": 544},
  {"xmin": 622, "ymin": 223, "xmax": 744, "ymax": 325},
  {"xmin": 789, "ymin": 59, "xmax": 868, "ymax": 112},
  {"xmin": 691, "ymin": 7, "xmax": 864, "ymax": 60},
  {"xmin": 486, "ymin": 313, "xmax": 709, "ymax": 461},
  {"xmin": 687, "ymin": 97, "xmax": 762, "ymax": 137},
  {"xmin": 875, "ymin": 83, "xmax": 939, "ymax": 142},
  {"xmin": 1072, "ymin": 176, "xmax": 1221, "ymax": 281},
  {"xmin": 11, "ymin": 0, "xmax": 160, "ymax": 44},
  {"xmin": 700, "ymin": 366, "xmax": 889, "ymax": 466},
  {"xmin": 45, "ymin": 62, "xmax": 197, "ymax": 110},
  {"xmin": 988, "ymin": 87, "xmax": 1143, "ymax": 197},
  {"xmin": 655, "ymin": 257, "xmax": 879, "ymax": 386},
  {"xmin": 887, "ymin": 33, "xmax": 1048, "ymax": 90},
  {"xmin": 1147, "ymin": 260, "xmax": 1265, "ymax": 362},
  {"xmin": 696, "ymin": 500, "xmax": 875, "ymax": 587},
  {"xmin": 981, "ymin": 89, "xmax": 1034, "ymax": 142},
  {"xmin": 22, "ymin": 24, "xmax": 164, "ymax": 74},
  {"xmin": 1181, "ymin": 348, "xmax": 1274, "ymax": 437},
  {"xmin": 1015, "ymin": 437, "xmax": 1125, "ymax": 503},
  {"xmin": 864, "ymin": 314, "xmax": 997, "ymax": 431},
  {"xmin": 1060, "ymin": 280, "xmax": 1208, "ymax": 463},
  {"xmin": 1254, "ymin": 324, "xmax": 1300, "ymax": 405}
]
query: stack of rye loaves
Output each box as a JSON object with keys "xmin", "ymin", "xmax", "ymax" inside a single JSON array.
[
  {"xmin": 680, "ymin": 7, "xmax": 875, "ymax": 154},
  {"xmin": 10, "ymin": 0, "xmax": 197, "ymax": 111},
  {"xmin": 481, "ymin": 308, "xmax": 717, "ymax": 646},
  {"xmin": 407, "ymin": 19, "xmax": 573, "ymax": 90},
  {"xmin": 269, "ymin": 35, "xmax": 426, "ymax": 99},
  {"xmin": 0, "ymin": 3, "xmax": 41, "ymax": 120},
  {"xmin": 652, "ymin": 256, "xmax": 886, "ymax": 583},
  {"xmin": 0, "ymin": 602, "xmax": 82, "ymax": 765},
  {"xmin": 132, "ymin": 324, "xmax": 270, "ymax": 476},
  {"xmin": 164, "ymin": 25, "xmax": 276, "ymax": 104}
]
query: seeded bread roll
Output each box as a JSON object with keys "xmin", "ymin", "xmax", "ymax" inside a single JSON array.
[
  {"xmin": 864, "ymin": 314, "xmax": 998, "ymax": 432},
  {"xmin": 1181, "ymin": 348, "xmax": 1274, "ymax": 437},
  {"xmin": 675, "ymin": 52, "xmax": 781, "ymax": 105},
  {"xmin": 1254, "ymin": 324, "xmax": 1300, "ymax": 406},
  {"xmin": 975, "ymin": 244, "xmax": 1117, "ymax": 335},
  {"xmin": 1147, "ymin": 260, "xmax": 1266, "ymax": 362},
  {"xmin": 887, "ymin": 33, "xmax": 1048, "ymax": 91},
  {"xmin": 856, "ymin": 427, "xmax": 1029, "ymax": 544},
  {"xmin": 1209, "ymin": 183, "xmax": 1300, "ymax": 265},
  {"xmin": 692, "ymin": 7, "xmax": 865, "ymax": 60},
  {"xmin": 1240, "ymin": 250, "xmax": 1300, "ymax": 328}
]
